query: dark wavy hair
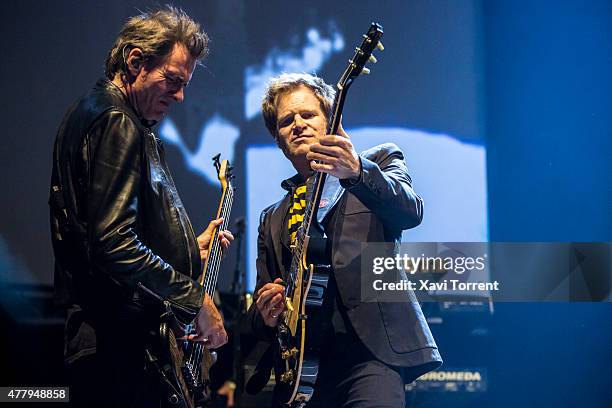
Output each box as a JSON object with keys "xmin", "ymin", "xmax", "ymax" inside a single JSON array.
[{"xmin": 105, "ymin": 5, "xmax": 209, "ymax": 79}]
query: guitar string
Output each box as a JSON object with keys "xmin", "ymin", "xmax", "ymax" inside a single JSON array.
[
  {"xmin": 205, "ymin": 185, "xmax": 233, "ymax": 295},
  {"xmin": 189, "ymin": 185, "xmax": 229, "ymax": 384},
  {"xmin": 203, "ymin": 184, "xmax": 232, "ymax": 294},
  {"xmin": 195, "ymin": 185, "xmax": 233, "ymax": 383},
  {"xmin": 192, "ymin": 185, "xmax": 230, "ymax": 373},
  {"xmin": 189, "ymin": 182, "xmax": 234, "ymax": 385}
]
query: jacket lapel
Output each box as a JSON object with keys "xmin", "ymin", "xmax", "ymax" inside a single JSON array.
[
  {"xmin": 270, "ymin": 196, "xmax": 290, "ymax": 277},
  {"xmin": 317, "ymin": 176, "xmax": 345, "ymax": 224},
  {"xmin": 270, "ymin": 175, "xmax": 343, "ymax": 275}
]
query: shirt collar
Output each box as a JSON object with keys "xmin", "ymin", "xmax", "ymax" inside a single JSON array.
[
  {"xmin": 280, "ymin": 173, "xmax": 307, "ymax": 192},
  {"xmin": 100, "ymin": 78, "xmax": 157, "ymax": 129}
]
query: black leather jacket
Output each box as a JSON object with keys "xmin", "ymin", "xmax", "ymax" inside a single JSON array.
[{"xmin": 50, "ymin": 79, "xmax": 203, "ymax": 362}]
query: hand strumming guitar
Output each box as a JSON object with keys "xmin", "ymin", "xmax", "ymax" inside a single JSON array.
[
  {"xmin": 189, "ymin": 293, "xmax": 228, "ymax": 349},
  {"xmin": 256, "ymin": 278, "xmax": 287, "ymax": 327}
]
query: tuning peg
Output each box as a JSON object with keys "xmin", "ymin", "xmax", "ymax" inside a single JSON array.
[
  {"xmin": 361, "ymin": 67, "xmax": 371, "ymax": 75},
  {"xmin": 369, "ymin": 55, "xmax": 377, "ymax": 64},
  {"xmin": 377, "ymin": 41, "xmax": 385, "ymax": 51}
]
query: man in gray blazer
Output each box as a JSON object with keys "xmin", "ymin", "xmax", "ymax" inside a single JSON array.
[{"xmin": 247, "ymin": 73, "xmax": 441, "ymax": 407}]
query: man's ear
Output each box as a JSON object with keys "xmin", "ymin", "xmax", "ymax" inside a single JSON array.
[{"xmin": 126, "ymin": 48, "xmax": 145, "ymax": 78}]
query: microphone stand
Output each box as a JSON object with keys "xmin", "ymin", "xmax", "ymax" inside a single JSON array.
[{"xmin": 231, "ymin": 217, "xmax": 246, "ymax": 406}]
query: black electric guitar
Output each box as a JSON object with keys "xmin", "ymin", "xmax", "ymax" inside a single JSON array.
[
  {"xmin": 274, "ymin": 23, "xmax": 384, "ymax": 407},
  {"xmin": 157, "ymin": 155, "xmax": 235, "ymax": 408}
]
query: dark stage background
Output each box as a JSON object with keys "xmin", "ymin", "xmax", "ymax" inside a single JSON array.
[{"xmin": 1, "ymin": 1, "xmax": 611, "ymax": 407}]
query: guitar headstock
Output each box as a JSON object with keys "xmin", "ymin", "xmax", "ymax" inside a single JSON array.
[
  {"xmin": 339, "ymin": 22, "xmax": 384, "ymax": 89},
  {"xmin": 212, "ymin": 153, "xmax": 234, "ymax": 191}
]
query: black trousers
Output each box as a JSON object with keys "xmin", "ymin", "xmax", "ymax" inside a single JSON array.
[
  {"xmin": 298, "ymin": 333, "xmax": 405, "ymax": 408},
  {"xmin": 66, "ymin": 303, "xmax": 161, "ymax": 408},
  {"xmin": 67, "ymin": 349, "xmax": 160, "ymax": 408}
]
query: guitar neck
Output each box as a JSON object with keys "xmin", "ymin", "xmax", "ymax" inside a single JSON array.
[
  {"xmin": 299, "ymin": 23, "xmax": 382, "ymax": 240},
  {"xmin": 199, "ymin": 159, "xmax": 235, "ymax": 296},
  {"xmin": 298, "ymin": 81, "xmax": 347, "ymax": 240}
]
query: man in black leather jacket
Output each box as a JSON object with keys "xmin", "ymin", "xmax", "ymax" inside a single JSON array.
[
  {"xmin": 49, "ymin": 7, "xmax": 232, "ymax": 407},
  {"xmin": 247, "ymin": 73, "xmax": 442, "ymax": 407}
]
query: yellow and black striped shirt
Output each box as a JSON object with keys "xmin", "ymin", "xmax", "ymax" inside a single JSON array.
[{"xmin": 287, "ymin": 184, "xmax": 307, "ymax": 245}]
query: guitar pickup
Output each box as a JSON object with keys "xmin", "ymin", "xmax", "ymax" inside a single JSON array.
[
  {"xmin": 281, "ymin": 348, "xmax": 299, "ymax": 360},
  {"xmin": 280, "ymin": 370, "xmax": 295, "ymax": 383},
  {"xmin": 285, "ymin": 297, "xmax": 295, "ymax": 312}
]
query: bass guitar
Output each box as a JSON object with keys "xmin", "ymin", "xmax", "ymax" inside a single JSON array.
[{"xmin": 156, "ymin": 154, "xmax": 235, "ymax": 408}]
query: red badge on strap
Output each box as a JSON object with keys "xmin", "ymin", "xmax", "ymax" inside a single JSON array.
[{"xmin": 319, "ymin": 198, "xmax": 329, "ymax": 208}]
